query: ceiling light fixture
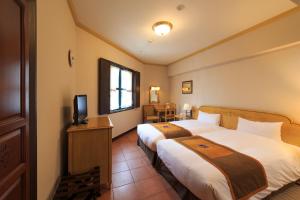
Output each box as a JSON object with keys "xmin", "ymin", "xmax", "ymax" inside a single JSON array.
[{"xmin": 152, "ymin": 21, "xmax": 173, "ymax": 36}]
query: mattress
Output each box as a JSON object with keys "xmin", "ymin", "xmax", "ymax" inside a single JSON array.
[
  {"xmin": 157, "ymin": 130, "xmax": 300, "ymax": 200},
  {"xmin": 137, "ymin": 120, "xmax": 224, "ymax": 151}
]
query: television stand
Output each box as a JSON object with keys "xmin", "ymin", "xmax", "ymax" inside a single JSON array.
[
  {"xmin": 73, "ymin": 118, "xmax": 88, "ymax": 125},
  {"xmin": 67, "ymin": 116, "xmax": 113, "ymax": 189}
]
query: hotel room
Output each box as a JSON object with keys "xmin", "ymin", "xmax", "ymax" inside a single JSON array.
[{"xmin": 1, "ymin": 0, "xmax": 300, "ymax": 200}]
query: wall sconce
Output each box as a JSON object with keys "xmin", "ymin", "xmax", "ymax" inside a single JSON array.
[
  {"xmin": 150, "ymin": 86, "xmax": 160, "ymax": 91},
  {"xmin": 68, "ymin": 49, "xmax": 75, "ymax": 67}
]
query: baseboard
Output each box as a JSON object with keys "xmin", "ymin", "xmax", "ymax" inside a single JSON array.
[{"xmin": 112, "ymin": 126, "xmax": 137, "ymax": 141}]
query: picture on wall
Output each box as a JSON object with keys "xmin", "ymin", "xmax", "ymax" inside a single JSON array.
[{"xmin": 182, "ymin": 80, "xmax": 193, "ymax": 94}]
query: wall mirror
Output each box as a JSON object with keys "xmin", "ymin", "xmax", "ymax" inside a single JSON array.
[{"xmin": 149, "ymin": 86, "xmax": 160, "ymax": 104}]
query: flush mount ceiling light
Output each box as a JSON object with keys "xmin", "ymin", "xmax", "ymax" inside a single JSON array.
[{"xmin": 152, "ymin": 21, "xmax": 173, "ymax": 36}]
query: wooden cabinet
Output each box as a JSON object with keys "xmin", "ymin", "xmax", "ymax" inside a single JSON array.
[{"xmin": 67, "ymin": 116, "xmax": 113, "ymax": 188}]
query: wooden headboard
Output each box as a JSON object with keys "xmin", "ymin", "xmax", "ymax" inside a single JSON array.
[{"xmin": 191, "ymin": 105, "xmax": 300, "ymax": 147}]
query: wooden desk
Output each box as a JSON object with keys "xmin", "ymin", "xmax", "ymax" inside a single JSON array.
[
  {"xmin": 154, "ymin": 104, "xmax": 176, "ymax": 122},
  {"xmin": 154, "ymin": 105, "xmax": 166, "ymax": 122},
  {"xmin": 67, "ymin": 116, "xmax": 113, "ymax": 188}
]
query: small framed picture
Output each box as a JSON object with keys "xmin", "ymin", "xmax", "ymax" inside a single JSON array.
[{"xmin": 182, "ymin": 80, "xmax": 193, "ymax": 94}]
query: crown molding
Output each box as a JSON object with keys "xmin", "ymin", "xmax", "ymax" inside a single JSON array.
[
  {"xmin": 169, "ymin": 41, "xmax": 300, "ymax": 77},
  {"xmin": 168, "ymin": 6, "xmax": 300, "ymax": 66},
  {"xmin": 67, "ymin": 0, "xmax": 158, "ymax": 66}
]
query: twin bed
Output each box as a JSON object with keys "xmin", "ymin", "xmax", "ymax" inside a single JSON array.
[
  {"xmin": 137, "ymin": 106, "xmax": 300, "ymax": 200},
  {"xmin": 137, "ymin": 119, "xmax": 224, "ymax": 164}
]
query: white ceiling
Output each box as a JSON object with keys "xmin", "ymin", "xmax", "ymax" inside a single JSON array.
[{"xmin": 71, "ymin": 0, "xmax": 297, "ymax": 65}]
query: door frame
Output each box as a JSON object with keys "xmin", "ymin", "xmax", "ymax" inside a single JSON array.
[{"xmin": 29, "ymin": 0, "xmax": 37, "ymax": 199}]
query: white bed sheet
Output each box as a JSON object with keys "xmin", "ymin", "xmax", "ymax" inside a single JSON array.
[
  {"xmin": 137, "ymin": 120, "xmax": 224, "ymax": 151},
  {"xmin": 157, "ymin": 130, "xmax": 300, "ymax": 200}
]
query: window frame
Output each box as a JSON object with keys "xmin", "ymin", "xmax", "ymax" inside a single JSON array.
[
  {"xmin": 98, "ymin": 58, "xmax": 140, "ymax": 115},
  {"xmin": 109, "ymin": 63, "xmax": 134, "ymax": 113}
]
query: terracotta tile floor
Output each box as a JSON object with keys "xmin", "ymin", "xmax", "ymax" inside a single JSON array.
[{"xmin": 98, "ymin": 129, "xmax": 180, "ymax": 200}]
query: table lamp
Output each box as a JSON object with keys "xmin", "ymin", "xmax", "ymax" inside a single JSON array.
[{"xmin": 183, "ymin": 103, "xmax": 191, "ymax": 117}]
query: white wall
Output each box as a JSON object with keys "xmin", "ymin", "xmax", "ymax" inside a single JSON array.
[
  {"xmin": 168, "ymin": 9, "xmax": 300, "ymax": 122},
  {"xmin": 168, "ymin": 9, "xmax": 300, "ymax": 76},
  {"xmin": 75, "ymin": 27, "xmax": 146, "ymax": 138},
  {"xmin": 37, "ymin": 2, "xmax": 170, "ymax": 199},
  {"xmin": 75, "ymin": 28, "xmax": 170, "ymax": 137},
  {"xmin": 37, "ymin": 0, "xmax": 76, "ymax": 199},
  {"xmin": 143, "ymin": 65, "xmax": 169, "ymax": 104},
  {"xmin": 170, "ymin": 44, "xmax": 300, "ymax": 122}
]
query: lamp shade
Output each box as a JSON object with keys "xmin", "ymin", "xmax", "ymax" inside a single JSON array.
[
  {"xmin": 183, "ymin": 103, "xmax": 191, "ymax": 111},
  {"xmin": 150, "ymin": 86, "xmax": 160, "ymax": 91}
]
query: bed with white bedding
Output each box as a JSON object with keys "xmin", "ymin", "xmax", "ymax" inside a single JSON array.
[
  {"xmin": 137, "ymin": 119, "xmax": 224, "ymax": 151},
  {"xmin": 157, "ymin": 129, "xmax": 300, "ymax": 200}
]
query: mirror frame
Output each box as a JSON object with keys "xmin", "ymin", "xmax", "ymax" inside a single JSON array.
[{"xmin": 149, "ymin": 86, "xmax": 160, "ymax": 104}]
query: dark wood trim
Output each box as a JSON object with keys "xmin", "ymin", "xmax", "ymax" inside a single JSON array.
[
  {"xmin": 100, "ymin": 58, "xmax": 136, "ymax": 73},
  {"xmin": 98, "ymin": 58, "xmax": 140, "ymax": 114},
  {"xmin": 112, "ymin": 127, "xmax": 137, "ymax": 141},
  {"xmin": 109, "ymin": 106, "xmax": 135, "ymax": 114},
  {"xmin": 0, "ymin": 0, "xmax": 36, "ymax": 198},
  {"xmin": 107, "ymin": 60, "xmax": 135, "ymax": 113},
  {"xmin": 98, "ymin": 59, "xmax": 111, "ymax": 115},
  {"xmin": 29, "ymin": 0, "xmax": 37, "ymax": 199}
]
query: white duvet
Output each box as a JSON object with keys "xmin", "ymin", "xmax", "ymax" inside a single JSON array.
[
  {"xmin": 157, "ymin": 130, "xmax": 300, "ymax": 200},
  {"xmin": 137, "ymin": 120, "xmax": 224, "ymax": 151}
]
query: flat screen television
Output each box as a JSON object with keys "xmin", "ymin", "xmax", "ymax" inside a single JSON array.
[{"xmin": 73, "ymin": 95, "xmax": 88, "ymax": 125}]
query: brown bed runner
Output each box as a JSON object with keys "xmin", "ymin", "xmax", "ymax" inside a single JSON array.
[
  {"xmin": 151, "ymin": 122, "xmax": 192, "ymax": 139},
  {"xmin": 175, "ymin": 136, "xmax": 268, "ymax": 200}
]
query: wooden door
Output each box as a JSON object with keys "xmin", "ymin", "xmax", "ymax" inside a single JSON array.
[{"xmin": 0, "ymin": 0, "xmax": 32, "ymax": 199}]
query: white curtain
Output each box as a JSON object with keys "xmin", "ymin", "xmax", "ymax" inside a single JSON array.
[
  {"xmin": 110, "ymin": 66, "xmax": 119, "ymax": 111},
  {"xmin": 121, "ymin": 70, "xmax": 132, "ymax": 108}
]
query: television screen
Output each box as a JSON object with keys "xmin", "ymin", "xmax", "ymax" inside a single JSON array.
[
  {"xmin": 77, "ymin": 95, "xmax": 87, "ymax": 118},
  {"xmin": 74, "ymin": 95, "xmax": 88, "ymax": 124}
]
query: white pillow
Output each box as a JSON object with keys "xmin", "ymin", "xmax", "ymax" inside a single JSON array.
[
  {"xmin": 197, "ymin": 111, "xmax": 220, "ymax": 126},
  {"xmin": 237, "ymin": 117, "xmax": 283, "ymax": 141}
]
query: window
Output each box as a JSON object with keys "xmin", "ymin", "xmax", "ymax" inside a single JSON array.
[
  {"xmin": 110, "ymin": 65, "xmax": 133, "ymax": 111},
  {"xmin": 98, "ymin": 58, "xmax": 140, "ymax": 115}
]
